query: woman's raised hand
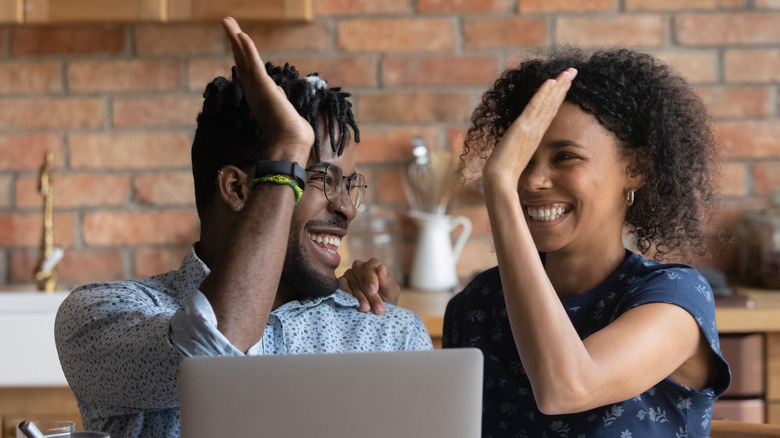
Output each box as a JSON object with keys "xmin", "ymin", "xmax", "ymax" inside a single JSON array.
[
  {"xmin": 221, "ymin": 17, "xmax": 314, "ymax": 163},
  {"xmin": 482, "ymin": 68, "xmax": 578, "ymax": 189}
]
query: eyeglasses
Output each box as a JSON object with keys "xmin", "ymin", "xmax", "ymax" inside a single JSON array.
[{"xmin": 305, "ymin": 164, "xmax": 367, "ymax": 210}]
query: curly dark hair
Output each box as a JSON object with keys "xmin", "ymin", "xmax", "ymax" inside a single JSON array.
[
  {"xmin": 463, "ymin": 47, "xmax": 717, "ymax": 260},
  {"xmin": 191, "ymin": 63, "xmax": 360, "ymax": 219}
]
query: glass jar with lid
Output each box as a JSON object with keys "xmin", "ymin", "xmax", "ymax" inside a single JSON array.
[
  {"xmin": 759, "ymin": 188, "xmax": 780, "ymax": 289},
  {"xmin": 737, "ymin": 208, "xmax": 765, "ymax": 286}
]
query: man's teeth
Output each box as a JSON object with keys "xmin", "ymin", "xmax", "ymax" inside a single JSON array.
[
  {"xmin": 309, "ymin": 233, "xmax": 341, "ymax": 247},
  {"xmin": 527, "ymin": 207, "xmax": 566, "ymax": 221}
]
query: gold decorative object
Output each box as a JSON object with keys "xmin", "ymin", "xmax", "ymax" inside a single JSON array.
[{"xmin": 34, "ymin": 151, "xmax": 63, "ymax": 292}]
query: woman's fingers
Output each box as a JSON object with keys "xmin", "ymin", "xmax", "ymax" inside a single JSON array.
[
  {"xmin": 339, "ymin": 259, "xmax": 399, "ymax": 315},
  {"xmin": 485, "ymin": 67, "xmax": 577, "ymax": 181}
]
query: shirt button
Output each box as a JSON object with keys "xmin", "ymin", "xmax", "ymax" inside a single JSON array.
[{"xmin": 268, "ymin": 315, "xmax": 276, "ymax": 324}]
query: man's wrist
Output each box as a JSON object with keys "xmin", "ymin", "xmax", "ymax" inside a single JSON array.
[{"xmin": 254, "ymin": 160, "xmax": 307, "ymax": 190}]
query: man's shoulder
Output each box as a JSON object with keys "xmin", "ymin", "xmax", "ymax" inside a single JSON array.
[
  {"xmin": 331, "ymin": 290, "xmax": 423, "ymax": 320},
  {"xmin": 64, "ymin": 274, "xmax": 177, "ymax": 310}
]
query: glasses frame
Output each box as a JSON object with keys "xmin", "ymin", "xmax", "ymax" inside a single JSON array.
[{"xmin": 305, "ymin": 164, "xmax": 367, "ymax": 210}]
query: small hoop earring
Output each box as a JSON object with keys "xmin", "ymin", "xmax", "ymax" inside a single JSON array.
[
  {"xmin": 215, "ymin": 170, "xmax": 224, "ymax": 185},
  {"xmin": 627, "ymin": 190, "xmax": 635, "ymax": 206},
  {"xmin": 234, "ymin": 204, "xmax": 241, "ymax": 211}
]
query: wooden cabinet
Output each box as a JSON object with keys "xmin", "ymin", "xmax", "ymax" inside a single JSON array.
[
  {"xmin": 0, "ymin": 0, "xmax": 312, "ymax": 23},
  {"xmin": 167, "ymin": 0, "xmax": 311, "ymax": 22}
]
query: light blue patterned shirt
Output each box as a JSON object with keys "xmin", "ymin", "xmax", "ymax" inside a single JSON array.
[{"xmin": 55, "ymin": 247, "xmax": 433, "ymax": 438}]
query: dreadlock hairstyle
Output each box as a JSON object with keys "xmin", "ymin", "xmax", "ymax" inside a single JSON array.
[
  {"xmin": 463, "ymin": 46, "xmax": 718, "ymax": 261},
  {"xmin": 191, "ymin": 63, "xmax": 360, "ymax": 220}
]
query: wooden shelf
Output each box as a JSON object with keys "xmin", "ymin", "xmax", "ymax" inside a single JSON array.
[{"xmin": 0, "ymin": 0, "xmax": 312, "ymax": 23}]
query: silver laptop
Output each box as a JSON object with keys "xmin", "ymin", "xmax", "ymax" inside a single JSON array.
[{"xmin": 179, "ymin": 348, "xmax": 483, "ymax": 438}]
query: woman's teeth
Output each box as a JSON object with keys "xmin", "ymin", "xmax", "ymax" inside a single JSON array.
[
  {"xmin": 308, "ymin": 233, "xmax": 341, "ymax": 247},
  {"xmin": 527, "ymin": 206, "xmax": 566, "ymax": 221}
]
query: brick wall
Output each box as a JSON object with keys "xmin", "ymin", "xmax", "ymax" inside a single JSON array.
[{"xmin": 0, "ymin": 0, "xmax": 777, "ymax": 290}]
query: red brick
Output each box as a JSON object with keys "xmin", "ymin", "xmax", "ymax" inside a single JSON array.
[
  {"xmin": 717, "ymin": 161, "xmax": 748, "ymax": 197},
  {"xmin": 136, "ymin": 23, "xmax": 223, "ymax": 56},
  {"xmin": 456, "ymin": 238, "xmax": 497, "ymax": 281},
  {"xmin": 270, "ymin": 56, "xmax": 378, "ymax": 88},
  {"xmin": 521, "ymin": 0, "xmax": 615, "ymax": 12},
  {"xmin": 464, "ymin": 18, "xmax": 547, "ymax": 50},
  {"xmin": 11, "ymin": 24, "xmax": 125, "ymax": 56},
  {"xmin": 16, "ymin": 173, "xmax": 131, "ymax": 208},
  {"xmin": 753, "ymin": 162, "xmax": 780, "ymax": 195},
  {"xmin": 338, "ymin": 19, "xmax": 455, "ymax": 52},
  {"xmin": 382, "ymin": 56, "xmax": 498, "ymax": 87},
  {"xmin": 0, "ymin": 212, "xmax": 75, "ymax": 246},
  {"xmin": 714, "ymin": 121, "xmax": 780, "ymax": 158},
  {"xmin": 653, "ymin": 50, "xmax": 718, "ymax": 84},
  {"xmin": 0, "ymin": 134, "xmax": 64, "ymax": 169},
  {"xmin": 419, "ymin": 0, "xmax": 513, "ymax": 13},
  {"xmin": 372, "ymin": 168, "xmax": 407, "ymax": 204},
  {"xmin": 724, "ymin": 49, "xmax": 780, "ymax": 82},
  {"xmin": 132, "ymin": 171, "xmax": 196, "ymax": 205},
  {"xmin": 315, "ymin": 0, "xmax": 410, "ymax": 14},
  {"xmin": 67, "ymin": 60, "xmax": 181, "ymax": 92},
  {"xmin": 627, "ymin": 0, "xmax": 743, "ymax": 10},
  {"xmin": 134, "ymin": 246, "xmax": 191, "ymax": 278},
  {"xmin": 676, "ymin": 13, "xmax": 780, "ymax": 45},
  {"xmin": 357, "ymin": 92, "xmax": 471, "ymax": 124},
  {"xmin": 70, "ymin": 133, "xmax": 191, "ymax": 169},
  {"xmin": 0, "ymin": 61, "xmax": 61, "ymax": 94},
  {"xmin": 9, "ymin": 248, "xmax": 125, "ymax": 288},
  {"xmin": 694, "ymin": 86, "xmax": 772, "ymax": 118},
  {"xmin": 556, "ymin": 15, "xmax": 665, "ymax": 47},
  {"xmin": 113, "ymin": 94, "xmax": 203, "ymax": 128},
  {"xmin": 0, "ymin": 97, "xmax": 105, "ymax": 130},
  {"xmin": 83, "ymin": 210, "xmax": 199, "ymax": 245},
  {"xmin": 187, "ymin": 57, "xmax": 233, "ymax": 92},
  {"xmin": 0, "ymin": 175, "xmax": 10, "ymax": 208},
  {"xmin": 355, "ymin": 126, "xmax": 440, "ymax": 164},
  {"xmin": 188, "ymin": 55, "xmax": 377, "ymax": 92},
  {"xmin": 242, "ymin": 22, "xmax": 328, "ymax": 52}
]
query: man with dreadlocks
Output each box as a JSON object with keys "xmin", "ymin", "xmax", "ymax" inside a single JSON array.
[{"xmin": 54, "ymin": 18, "xmax": 432, "ymax": 438}]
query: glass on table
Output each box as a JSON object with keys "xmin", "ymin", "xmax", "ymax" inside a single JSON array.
[
  {"xmin": 17, "ymin": 420, "xmax": 75, "ymax": 437},
  {"xmin": 16, "ymin": 421, "xmax": 110, "ymax": 437}
]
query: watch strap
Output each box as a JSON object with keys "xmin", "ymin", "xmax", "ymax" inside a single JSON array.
[{"xmin": 254, "ymin": 160, "xmax": 306, "ymax": 190}]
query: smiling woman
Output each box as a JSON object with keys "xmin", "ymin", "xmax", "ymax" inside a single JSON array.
[{"xmin": 442, "ymin": 46, "xmax": 729, "ymax": 437}]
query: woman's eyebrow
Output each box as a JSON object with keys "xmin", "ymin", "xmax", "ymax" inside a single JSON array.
[{"xmin": 547, "ymin": 139, "xmax": 586, "ymax": 150}]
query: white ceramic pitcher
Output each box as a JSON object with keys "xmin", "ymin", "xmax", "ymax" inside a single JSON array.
[{"xmin": 408, "ymin": 210, "xmax": 472, "ymax": 292}]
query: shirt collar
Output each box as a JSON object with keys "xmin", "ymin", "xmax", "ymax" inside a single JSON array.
[
  {"xmin": 274, "ymin": 289, "xmax": 360, "ymax": 313},
  {"xmin": 171, "ymin": 245, "xmax": 211, "ymax": 299}
]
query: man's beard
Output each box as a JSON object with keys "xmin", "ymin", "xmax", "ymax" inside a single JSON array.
[{"xmin": 279, "ymin": 220, "xmax": 342, "ymax": 301}]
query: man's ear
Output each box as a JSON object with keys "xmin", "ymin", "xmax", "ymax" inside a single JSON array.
[{"xmin": 215, "ymin": 165, "xmax": 252, "ymax": 212}]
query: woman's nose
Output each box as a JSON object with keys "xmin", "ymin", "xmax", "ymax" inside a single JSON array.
[{"xmin": 520, "ymin": 162, "xmax": 553, "ymax": 192}]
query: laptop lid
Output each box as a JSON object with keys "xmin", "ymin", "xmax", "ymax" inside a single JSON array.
[{"xmin": 179, "ymin": 348, "xmax": 483, "ymax": 438}]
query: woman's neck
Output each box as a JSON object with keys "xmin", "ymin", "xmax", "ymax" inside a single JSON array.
[{"xmin": 544, "ymin": 242, "xmax": 628, "ymax": 300}]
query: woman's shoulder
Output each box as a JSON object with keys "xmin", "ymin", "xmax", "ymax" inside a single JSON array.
[
  {"xmin": 619, "ymin": 253, "xmax": 715, "ymax": 312},
  {"xmin": 623, "ymin": 252, "xmax": 707, "ymax": 287}
]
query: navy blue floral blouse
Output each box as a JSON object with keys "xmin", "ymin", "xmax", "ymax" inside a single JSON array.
[{"xmin": 443, "ymin": 251, "xmax": 731, "ymax": 438}]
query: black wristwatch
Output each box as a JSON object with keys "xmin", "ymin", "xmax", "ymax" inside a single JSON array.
[{"xmin": 254, "ymin": 160, "xmax": 307, "ymax": 190}]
